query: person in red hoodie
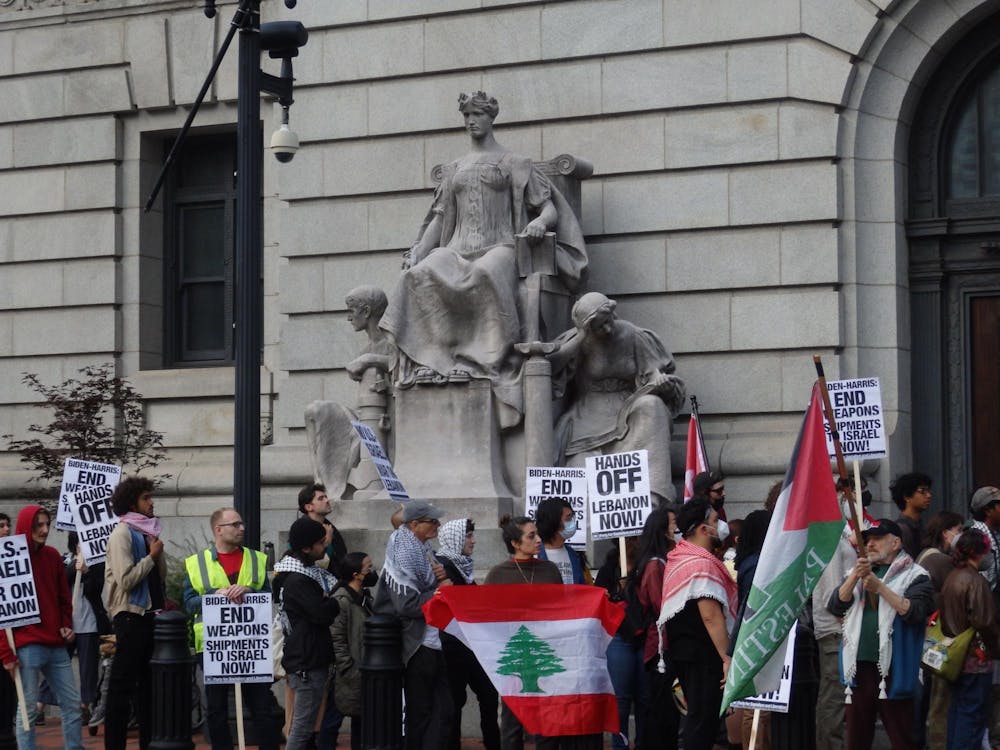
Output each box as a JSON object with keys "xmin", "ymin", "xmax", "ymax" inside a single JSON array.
[{"xmin": 0, "ymin": 505, "xmax": 84, "ymax": 750}]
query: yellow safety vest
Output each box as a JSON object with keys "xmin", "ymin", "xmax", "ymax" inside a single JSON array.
[{"xmin": 185, "ymin": 546, "xmax": 268, "ymax": 653}]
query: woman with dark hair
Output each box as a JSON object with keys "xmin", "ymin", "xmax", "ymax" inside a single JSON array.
[
  {"xmin": 436, "ymin": 519, "xmax": 500, "ymax": 750},
  {"xmin": 535, "ymin": 497, "xmax": 590, "ymax": 585},
  {"xmin": 634, "ymin": 506, "xmax": 680, "ymax": 750},
  {"xmin": 486, "ymin": 516, "xmax": 600, "ymax": 750},
  {"xmin": 331, "ymin": 551, "xmax": 375, "ymax": 750},
  {"xmin": 918, "ymin": 511, "xmax": 965, "ymax": 606},
  {"xmin": 65, "ymin": 532, "xmax": 110, "ymax": 728},
  {"xmin": 916, "ymin": 510, "xmax": 964, "ymax": 749},
  {"xmin": 940, "ymin": 529, "xmax": 999, "ymax": 750},
  {"xmin": 104, "ymin": 475, "xmax": 165, "ymax": 750},
  {"xmin": 594, "ymin": 537, "xmax": 644, "ymax": 750},
  {"xmin": 730, "ymin": 509, "xmax": 772, "ymax": 749},
  {"xmin": 732, "ymin": 510, "xmax": 771, "ymax": 630}
]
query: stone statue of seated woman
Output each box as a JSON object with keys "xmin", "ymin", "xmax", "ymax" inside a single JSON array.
[
  {"xmin": 379, "ymin": 91, "xmax": 587, "ymax": 429},
  {"xmin": 548, "ymin": 292, "xmax": 686, "ymax": 504}
]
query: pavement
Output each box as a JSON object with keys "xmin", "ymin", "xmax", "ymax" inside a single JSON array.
[
  {"xmin": 29, "ymin": 711, "xmax": 888, "ymax": 749},
  {"xmin": 31, "ymin": 715, "xmax": 507, "ymax": 749},
  {"xmin": 31, "ymin": 718, "xmax": 354, "ymax": 749}
]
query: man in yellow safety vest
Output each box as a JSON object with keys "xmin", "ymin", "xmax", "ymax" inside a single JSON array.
[{"xmin": 183, "ymin": 507, "xmax": 281, "ymax": 750}]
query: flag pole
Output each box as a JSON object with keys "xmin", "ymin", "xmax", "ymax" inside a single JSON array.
[
  {"xmin": 690, "ymin": 395, "xmax": 710, "ymax": 473},
  {"xmin": 748, "ymin": 709, "xmax": 761, "ymax": 750},
  {"xmin": 812, "ymin": 356, "xmax": 867, "ymax": 556},
  {"xmin": 5, "ymin": 629, "xmax": 29, "ymax": 730},
  {"xmin": 235, "ymin": 682, "xmax": 246, "ymax": 750}
]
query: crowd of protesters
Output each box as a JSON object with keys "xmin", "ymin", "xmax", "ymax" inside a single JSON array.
[{"xmin": 2, "ymin": 472, "xmax": 1000, "ymax": 750}]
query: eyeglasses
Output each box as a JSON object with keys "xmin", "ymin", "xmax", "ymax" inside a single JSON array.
[
  {"xmin": 916, "ymin": 487, "xmax": 931, "ymax": 495},
  {"xmin": 217, "ymin": 521, "xmax": 245, "ymax": 529}
]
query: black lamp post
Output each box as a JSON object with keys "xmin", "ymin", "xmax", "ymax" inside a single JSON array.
[{"xmin": 146, "ymin": 0, "xmax": 307, "ymax": 550}]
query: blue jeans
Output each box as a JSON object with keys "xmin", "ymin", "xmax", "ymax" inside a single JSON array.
[
  {"xmin": 14, "ymin": 643, "xmax": 83, "ymax": 750},
  {"xmin": 947, "ymin": 671, "xmax": 991, "ymax": 750},
  {"xmin": 606, "ymin": 633, "xmax": 647, "ymax": 750}
]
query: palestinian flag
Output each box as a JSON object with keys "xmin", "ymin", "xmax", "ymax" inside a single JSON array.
[
  {"xmin": 683, "ymin": 412, "xmax": 708, "ymax": 502},
  {"xmin": 721, "ymin": 381, "xmax": 843, "ymax": 712},
  {"xmin": 423, "ymin": 584, "xmax": 623, "ymax": 736}
]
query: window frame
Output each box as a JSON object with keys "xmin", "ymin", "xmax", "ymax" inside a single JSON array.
[{"xmin": 162, "ymin": 133, "xmax": 238, "ymax": 367}]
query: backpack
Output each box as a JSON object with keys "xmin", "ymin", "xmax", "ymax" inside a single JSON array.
[
  {"xmin": 610, "ymin": 573, "xmax": 648, "ymax": 646},
  {"xmin": 271, "ymin": 587, "xmax": 291, "ymax": 679}
]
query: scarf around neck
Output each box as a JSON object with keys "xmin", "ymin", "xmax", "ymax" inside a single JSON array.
[
  {"xmin": 274, "ymin": 554, "xmax": 336, "ymax": 593},
  {"xmin": 383, "ymin": 526, "xmax": 436, "ymax": 597},
  {"xmin": 841, "ymin": 551, "xmax": 925, "ymax": 701},
  {"xmin": 436, "ymin": 519, "xmax": 474, "ymax": 583},
  {"xmin": 121, "ymin": 512, "xmax": 162, "ymax": 538},
  {"xmin": 658, "ymin": 539, "xmax": 738, "ymax": 630},
  {"xmin": 653, "ymin": 539, "xmax": 738, "ymax": 674}
]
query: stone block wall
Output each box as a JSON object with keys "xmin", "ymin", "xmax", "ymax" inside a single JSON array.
[{"xmin": 1, "ymin": 0, "xmax": 975, "ymax": 536}]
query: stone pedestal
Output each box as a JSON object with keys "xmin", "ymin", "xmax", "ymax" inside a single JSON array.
[{"xmin": 389, "ymin": 378, "xmax": 513, "ymax": 525}]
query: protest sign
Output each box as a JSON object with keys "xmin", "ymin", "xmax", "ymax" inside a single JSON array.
[
  {"xmin": 352, "ymin": 421, "xmax": 409, "ymax": 502},
  {"xmin": 56, "ymin": 458, "xmax": 122, "ymax": 532},
  {"xmin": 823, "ymin": 378, "xmax": 886, "ymax": 460},
  {"xmin": 70, "ymin": 488, "xmax": 119, "ymax": 564},
  {"xmin": 524, "ymin": 467, "xmax": 588, "ymax": 548},
  {"xmin": 585, "ymin": 450, "xmax": 652, "ymax": 540},
  {"xmin": 202, "ymin": 593, "xmax": 272, "ymax": 685},
  {"xmin": 0, "ymin": 535, "xmax": 41, "ymax": 629},
  {"xmin": 731, "ymin": 625, "xmax": 797, "ymax": 713}
]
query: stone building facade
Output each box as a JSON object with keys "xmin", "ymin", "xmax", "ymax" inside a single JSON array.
[{"xmin": 1, "ymin": 0, "xmax": 998, "ymax": 545}]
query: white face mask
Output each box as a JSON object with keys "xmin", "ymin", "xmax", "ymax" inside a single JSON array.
[{"xmin": 717, "ymin": 519, "xmax": 730, "ymax": 542}]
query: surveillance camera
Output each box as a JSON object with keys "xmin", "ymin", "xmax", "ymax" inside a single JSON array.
[{"xmin": 270, "ymin": 124, "xmax": 299, "ymax": 164}]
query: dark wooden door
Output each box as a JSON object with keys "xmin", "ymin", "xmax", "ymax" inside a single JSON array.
[{"xmin": 971, "ymin": 295, "xmax": 1000, "ymax": 488}]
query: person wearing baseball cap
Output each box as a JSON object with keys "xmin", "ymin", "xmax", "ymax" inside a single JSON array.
[
  {"xmin": 373, "ymin": 500, "xmax": 452, "ymax": 748},
  {"xmin": 827, "ymin": 517, "xmax": 933, "ymax": 750},
  {"xmin": 970, "ymin": 486, "xmax": 1000, "ymax": 592}
]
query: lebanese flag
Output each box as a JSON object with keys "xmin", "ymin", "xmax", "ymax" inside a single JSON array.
[
  {"xmin": 423, "ymin": 584, "xmax": 623, "ymax": 736},
  {"xmin": 683, "ymin": 413, "xmax": 708, "ymax": 502},
  {"xmin": 721, "ymin": 381, "xmax": 844, "ymax": 712}
]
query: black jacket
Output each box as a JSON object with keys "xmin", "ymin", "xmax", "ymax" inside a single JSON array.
[{"xmin": 274, "ymin": 570, "xmax": 340, "ymax": 673}]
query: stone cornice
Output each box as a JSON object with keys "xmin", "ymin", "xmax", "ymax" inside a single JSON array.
[{"xmin": 0, "ymin": 0, "xmax": 228, "ymax": 27}]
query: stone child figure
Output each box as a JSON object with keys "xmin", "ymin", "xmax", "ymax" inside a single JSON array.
[
  {"xmin": 549, "ymin": 292, "xmax": 685, "ymax": 504},
  {"xmin": 304, "ymin": 286, "xmax": 395, "ymax": 499},
  {"xmin": 379, "ymin": 91, "xmax": 587, "ymax": 428},
  {"xmin": 344, "ymin": 285, "xmax": 395, "ymax": 386}
]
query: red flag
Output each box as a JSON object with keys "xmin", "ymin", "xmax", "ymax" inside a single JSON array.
[
  {"xmin": 423, "ymin": 584, "xmax": 623, "ymax": 736},
  {"xmin": 683, "ymin": 413, "xmax": 708, "ymax": 502}
]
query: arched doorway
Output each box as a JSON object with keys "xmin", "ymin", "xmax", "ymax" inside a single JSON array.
[{"xmin": 909, "ymin": 16, "xmax": 1000, "ymax": 507}]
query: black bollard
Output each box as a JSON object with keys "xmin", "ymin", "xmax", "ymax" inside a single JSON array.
[
  {"xmin": 361, "ymin": 614, "xmax": 404, "ymax": 750},
  {"xmin": 0, "ymin": 670, "xmax": 16, "ymax": 750},
  {"xmin": 149, "ymin": 610, "xmax": 194, "ymax": 750}
]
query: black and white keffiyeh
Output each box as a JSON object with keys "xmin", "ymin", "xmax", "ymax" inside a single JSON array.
[
  {"xmin": 382, "ymin": 526, "xmax": 436, "ymax": 596},
  {"xmin": 436, "ymin": 519, "xmax": 474, "ymax": 583},
  {"xmin": 274, "ymin": 554, "xmax": 337, "ymax": 593}
]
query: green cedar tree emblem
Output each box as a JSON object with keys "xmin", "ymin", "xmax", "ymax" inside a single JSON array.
[{"xmin": 496, "ymin": 625, "xmax": 565, "ymax": 693}]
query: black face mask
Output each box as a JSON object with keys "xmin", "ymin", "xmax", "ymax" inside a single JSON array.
[
  {"xmin": 362, "ymin": 571, "xmax": 378, "ymax": 588},
  {"xmin": 861, "ymin": 490, "xmax": 873, "ymax": 507}
]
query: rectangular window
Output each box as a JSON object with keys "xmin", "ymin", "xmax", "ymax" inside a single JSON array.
[{"xmin": 164, "ymin": 133, "xmax": 237, "ymax": 365}]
